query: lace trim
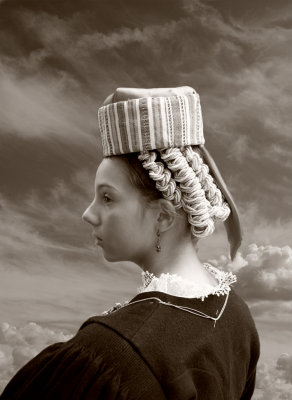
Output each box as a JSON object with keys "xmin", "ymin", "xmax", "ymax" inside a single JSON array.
[
  {"xmin": 138, "ymin": 263, "xmax": 237, "ymax": 300},
  {"xmin": 102, "ymin": 264, "xmax": 236, "ymax": 315},
  {"xmin": 101, "ymin": 300, "xmax": 130, "ymax": 316}
]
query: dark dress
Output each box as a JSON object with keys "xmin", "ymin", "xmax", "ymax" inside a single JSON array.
[{"xmin": 0, "ymin": 289, "xmax": 260, "ymax": 400}]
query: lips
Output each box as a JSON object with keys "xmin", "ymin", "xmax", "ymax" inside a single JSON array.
[
  {"xmin": 94, "ymin": 236, "xmax": 103, "ymax": 248},
  {"xmin": 92, "ymin": 232, "xmax": 102, "ymax": 241}
]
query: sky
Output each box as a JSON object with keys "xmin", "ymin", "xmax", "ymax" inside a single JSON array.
[{"xmin": 0, "ymin": 0, "xmax": 292, "ymax": 397}]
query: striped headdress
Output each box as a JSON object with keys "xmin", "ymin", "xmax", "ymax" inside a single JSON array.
[{"xmin": 98, "ymin": 86, "xmax": 204, "ymax": 156}]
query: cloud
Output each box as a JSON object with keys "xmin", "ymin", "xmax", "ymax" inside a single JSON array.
[
  {"xmin": 176, "ymin": 1, "xmax": 292, "ymax": 175},
  {"xmin": 0, "ymin": 168, "xmax": 93, "ymax": 272},
  {"xmin": 208, "ymin": 238, "xmax": 292, "ymax": 370},
  {"xmin": 254, "ymin": 354, "xmax": 292, "ymax": 399},
  {"xmin": 248, "ymin": 300, "xmax": 292, "ymax": 364},
  {"xmin": 211, "ymin": 243, "xmax": 292, "ymax": 300},
  {"xmin": 0, "ymin": 321, "xmax": 72, "ymax": 393},
  {"xmin": 199, "ymin": 199, "xmax": 292, "ymax": 263},
  {"xmin": 227, "ymin": 134, "xmax": 249, "ymax": 163},
  {"xmin": 18, "ymin": 5, "xmax": 183, "ymax": 53},
  {"xmin": 249, "ymin": 300, "xmax": 292, "ymax": 322},
  {"xmin": 239, "ymin": 203, "xmax": 292, "ymax": 244},
  {"xmin": 277, "ymin": 354, "xmax": 292, "ymax": 384},
  {"xmin": 69, "ymin": 21, "xmax": 179, "ymax": 54},
  {"xmin": 0, "ymin": 61, "xmax": 98, "ymax": 144}
]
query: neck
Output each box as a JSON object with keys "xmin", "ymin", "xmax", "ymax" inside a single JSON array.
[{"xmin": 139, "ymin": 238, "xmax": 217, "ymax": 286}]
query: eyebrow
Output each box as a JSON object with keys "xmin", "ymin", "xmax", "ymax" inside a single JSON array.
[{"xmin": 96, "ymin": 183, "xmax": 119, "ymax": 192}]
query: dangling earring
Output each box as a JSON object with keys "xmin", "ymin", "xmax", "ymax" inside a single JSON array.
[{"xmin": 155, "ymin": 229, "xmax": 161, "ymax": 252}]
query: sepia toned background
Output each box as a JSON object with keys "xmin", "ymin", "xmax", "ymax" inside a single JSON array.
[{"xmin": 0, "ymin": 0, "xmax": 292, "ymax": 397}]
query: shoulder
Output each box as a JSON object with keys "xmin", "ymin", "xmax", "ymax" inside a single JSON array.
[
  {"xmin": 227, "ymin": 289, "xmax": 259, "ymax": 339},
  {"xmin": 0, "ymin": 325, "xmax": 163, "ymax": 400},
  {"xmin": 0, "ymin": 338, "xmax": 125, "ymax": 399},
  {"xmin": 78, "ymin": 295, "xmax": 160, "ymax": 347},
  {"xmin": 229, "ymin": 289, "xmax": 260, "ymax": 353}
]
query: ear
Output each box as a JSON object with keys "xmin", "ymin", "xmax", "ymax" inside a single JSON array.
[{"xmin": 155, "ymin": 198, "xmax": 177, "ymax": 233}]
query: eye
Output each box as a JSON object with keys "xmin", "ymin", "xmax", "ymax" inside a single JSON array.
[{"xmin": 103, "ymin": 193, "xmax": 112, "ymax": 203}]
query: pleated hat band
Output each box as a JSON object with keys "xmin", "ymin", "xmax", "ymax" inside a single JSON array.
[{"xmin": 98, "ymin": 87, "xmax": 204, "ymax": 156}]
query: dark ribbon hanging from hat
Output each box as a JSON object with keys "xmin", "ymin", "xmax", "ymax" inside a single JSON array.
[{"xmin": 199, "ymin": 145, "xmax": 242, "ymax": 260}]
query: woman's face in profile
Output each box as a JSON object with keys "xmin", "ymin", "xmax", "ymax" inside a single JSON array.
[{"xmin": 82, "ymin": 157, "xmax": 157, "ymax": 264}]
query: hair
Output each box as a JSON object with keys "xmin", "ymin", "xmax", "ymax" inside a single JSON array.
[
  {"xmin": 110, "ymin": 146, "xmax": 230, "ymax": 240},
  {"xmin": 110, "ymin": 152, "xmax": 163, "ymax": 203}
]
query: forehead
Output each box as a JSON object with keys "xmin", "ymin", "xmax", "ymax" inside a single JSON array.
[{"xmin": 94, "ymin": 157, "xmax": 134, "ymax": 192}]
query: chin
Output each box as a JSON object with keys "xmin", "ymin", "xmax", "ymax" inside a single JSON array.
[
  {"xmin": 103, "ymin": 251, "xmax": 123, "ymax": 263},
  {"xmin": 103, "ymin": 250, "xmax": 132, "ymax": 263}
]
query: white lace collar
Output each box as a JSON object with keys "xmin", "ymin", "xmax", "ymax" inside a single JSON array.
[{"xmin": 137, "ymin": 263, "xmax": 237, "ymax": 301}]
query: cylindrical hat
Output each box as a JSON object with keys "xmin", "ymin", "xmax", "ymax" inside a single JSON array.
[{"xmin": 97, "ymin": 86, "xmax": 242, "ymax": 259}]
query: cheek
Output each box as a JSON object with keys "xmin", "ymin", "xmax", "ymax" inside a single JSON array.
[
  {"xmin": 104, "ymin": 214, "xmax": 127, "ymax": 239},
  {"xmin": 103, "ymin": 211, "xmax": 138, "ymax": 243},
  {"xmin": 102, "ymin": 207, "xmax": 152, "ymax": 254}
]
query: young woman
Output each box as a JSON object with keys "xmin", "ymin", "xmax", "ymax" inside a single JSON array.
[{"xmin": 0, "ymin": 87, "xmax": 260, "ymax": 399}]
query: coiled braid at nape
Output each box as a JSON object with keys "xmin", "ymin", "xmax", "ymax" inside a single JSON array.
[
  {"xmin": 138, "ymin": 151, "xmax": 182, "ymax": 209},
  {"xmin": 138, "ymin": 146, "xmax": 231, "ymax": 239},
  {"xmin": 182, "ymin": 146, "xmax": 230, "ymax": 221},
  {"xmin": 160, "ymin": 147, "xmax": 214, "ymax": 238}
]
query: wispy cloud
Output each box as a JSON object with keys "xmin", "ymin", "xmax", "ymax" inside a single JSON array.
[
  {"xmin": 239, "ymin": 203, "xmax": 292, "ymax": 247},
  {"xmin": 0, "ymin": 322, "xmax": 72, "ymax": 392},
  {"xmin": 0, "ymin": 61, "xmax": 98, "ymax": 144},
  {"xmin": 74, "ymin": 22, "xmax": 179, "ymax": 53},
  {"xmin": 277, "ymin": 354, "xmax": 292, "ymax": 384},
  {"xmin": 211, "ymin": 240, "xmax": 292, "ymax": 366},
  {"xmin": 254, "ymin": 354, "xmax": 292, "ymax": 399},
  {"xmin": 212, "ymin": 243, "xmax": 292, "ymax": 300}
]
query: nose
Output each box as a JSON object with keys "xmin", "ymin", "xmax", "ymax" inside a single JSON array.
[{"xmin": 82, "ymin": 201, "xmax": 100, "ymax": 226}]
